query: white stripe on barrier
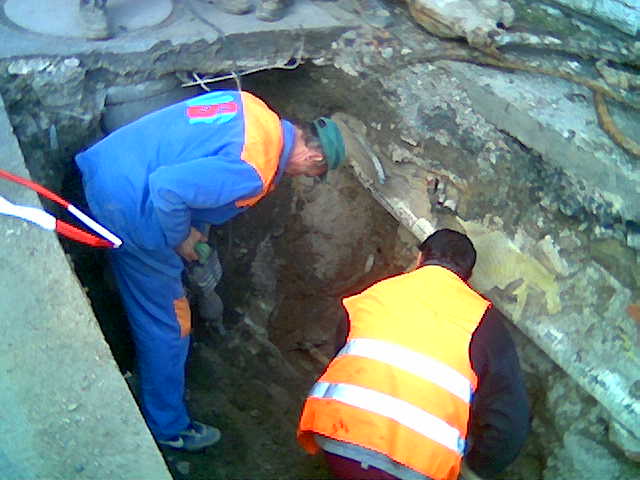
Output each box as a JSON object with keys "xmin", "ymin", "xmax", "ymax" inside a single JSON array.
[
  {"xmin": 0, "ymin": 196, "xmax": 56, "ymax": 231},
  {"xmin": 68, "ymin": 204, "xmax": 122, "ymax": 247}
]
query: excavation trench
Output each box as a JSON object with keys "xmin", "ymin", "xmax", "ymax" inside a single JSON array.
[
  {"xmin": 10, "ymin": 64, "xmax": 636, "ymax": 479},
  {"xmin": 65, "ymin": 160, "xmax": 404, "ymax": 480},
  {"xmin": 50, "ymin": 66, "xmax": 411, "ymax": 480}
]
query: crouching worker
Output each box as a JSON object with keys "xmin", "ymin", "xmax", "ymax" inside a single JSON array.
[
  {"xmin": 75, "ymin": 90, "xmax": 346, "ymax": 452},
  {"xmin": 297, "ymin": 229, "xmax": 530, "ymax": 479}
]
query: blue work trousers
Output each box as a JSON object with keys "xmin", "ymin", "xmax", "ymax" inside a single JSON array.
[{"xmin": 108, "ymin": 246, "xmax": 191, "ymax": 441}]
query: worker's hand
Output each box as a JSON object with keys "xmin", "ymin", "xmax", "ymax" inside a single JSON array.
[{"xmin": 176, "ymin": 227, "xmax": 206, "ymax": 262}]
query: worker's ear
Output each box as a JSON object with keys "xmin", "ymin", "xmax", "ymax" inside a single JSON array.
[
  {"xmin": 307, "ymin": 149, "xmax": 328, "ymax": 178},
  {"xmin": 415, "ymin": 251, "xmax": 425, "ymax": 270},
  {"xmin": 310, "ymin": 148, "xmax": 324, "ymax": 164}
]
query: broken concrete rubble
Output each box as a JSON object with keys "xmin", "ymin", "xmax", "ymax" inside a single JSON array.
[
  {"xmin": 442, "ymin": 60, "xmax": 640, "ymax": 223},
  {"xmin": 549, "ymin": 0, "xmax": 640, "ymax": 36},
  {"xmin": 406, "ymin": 0, "xmax": 515, "ymax": 52},
  {"xmin": 335, "ymin": 103, "xmax": 640, "ymax": 475},
  {"xmin": 317, "ymin": 7, "xmax": 640, "ymax": 473},
  {"xmin": 513, "ymin": 0, "xmax": 640, "ymax": 65},
  {"xmin": 328, "ymin": 23, "xmax": 640, "ymax": 468},
  {"xmin": 402, "ymin": 0, "xmax": 640, "ymax": 67}
]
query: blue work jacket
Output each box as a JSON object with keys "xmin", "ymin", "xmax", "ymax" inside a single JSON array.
[{"xmin": 76, "ymin": 90, "xmax": 296, "ymax": 256}]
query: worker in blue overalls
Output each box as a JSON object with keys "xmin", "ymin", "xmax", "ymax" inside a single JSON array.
[{"xmin": 75, "ymin": 89, "xmax": 346, "ymax": 451}]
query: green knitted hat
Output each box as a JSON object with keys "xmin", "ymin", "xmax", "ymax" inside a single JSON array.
[{"xmin": 312, "ymin": 117, "xmax": 346, "ymax": 172}]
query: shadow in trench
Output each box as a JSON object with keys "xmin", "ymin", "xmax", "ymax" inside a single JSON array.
[
  {"xmin": 59, "ymin": 162, "xmax": 334, "ymax": 479},
  {"xmin": 59, "ymin": 161, "xmax": 136, "ymax": 375}
]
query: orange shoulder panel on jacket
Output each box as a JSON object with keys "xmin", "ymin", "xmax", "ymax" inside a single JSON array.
[{"xmin": 236, "ymin": 92, "xmax": 284, "ymax": 208}]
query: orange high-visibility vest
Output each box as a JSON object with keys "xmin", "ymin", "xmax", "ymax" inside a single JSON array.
[
  {"xmin": 297, "ymin": 266, "xmax": 491, "ymax": 480},
  {"xmin": 235, "ymin": 91, "xmax": 284, "ymax": 208}
]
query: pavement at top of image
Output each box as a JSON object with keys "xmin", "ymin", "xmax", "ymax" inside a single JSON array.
[
  {"xmin": 4, "ymin": 0, "xmax": 174, "ymax": 37},
  {"xmin": 0, "ymin": 0, "xmax": 346, "ymax": 57}
]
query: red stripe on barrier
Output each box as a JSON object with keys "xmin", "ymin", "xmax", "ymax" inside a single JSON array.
[
  {"xmin": 0, "ymin": 168, "xmax": 70, "ymax": 208},
  {"xmin": 55, "ymin": 220, "xmax": 113, "ymax": 248}
]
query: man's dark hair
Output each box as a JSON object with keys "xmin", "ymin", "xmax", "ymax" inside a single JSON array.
[
  {"xmin": 418, "ymin": 229, "xmax": 477, "ymax": 280},
  {"xmin": 297, "ymin": 122, "xmax": 323, "ymax": 152}
]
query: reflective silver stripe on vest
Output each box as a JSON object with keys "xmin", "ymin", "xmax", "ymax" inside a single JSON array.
[
  {"xmin": 310, "ymin": 382, "xmax": 466, "ymax": 455},
  {"xmin": 337, "ymin": 338, "xmax": 473, "ymax": 403}
]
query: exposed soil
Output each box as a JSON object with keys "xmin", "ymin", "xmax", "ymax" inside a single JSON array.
[{"xmin": 160, "ymin": 173, "xmax": 402, "ymax": 480}]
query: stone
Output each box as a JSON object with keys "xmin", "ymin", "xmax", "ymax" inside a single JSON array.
[
  {"xmin": 105, "ymin": 76, "xmax": 181, "ymax": 105},
  {"xmin": 7, "ymin": 58, "xmax": 51, "ymax": 75},
  {"xmin": 405, "ymin": 0, "xmax": 515, "ymax": 51},
  {"xmin": 175, "ymin": 461, "xmax": 191, "ymax": 475},
  {"xmin": 32, "ymin": 60, "xmax": 86, "ymax": 107},
  {"xmin": 626, "ymin": 222, "xmax": 640, "ymax": 250},
  {"xmin": 534, "ymin": 235, "xmax": 572, "ymax": 277},
  {"xmin": 596, "ymin": 59, "xmax": 640, "ymax": 90}
]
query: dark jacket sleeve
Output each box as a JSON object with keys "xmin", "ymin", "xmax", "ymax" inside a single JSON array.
[
  {"xmin": 466, "ymin": 306, "xmax": 531, "ymax": 478},
  {"xmin": 334, "ymin": 305, "xmax": 350, "ymax": 356}
]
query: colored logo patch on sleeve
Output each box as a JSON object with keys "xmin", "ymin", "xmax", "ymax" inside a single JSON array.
[{"xmin": 186, "ymin": 93, "xmax": 238, "ymax": 125}]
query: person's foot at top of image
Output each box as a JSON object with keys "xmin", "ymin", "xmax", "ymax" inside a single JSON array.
[
  {"xmin": 256, "ymin": 0, "xmax": 289, "ymax": 22},
  {"xmin": 79, "ymin": 0, "xmax": 111, "ymax": 40},
  {"xmin": 212, "ymin": 0, "xmax": 255, "ymax": 15}
]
